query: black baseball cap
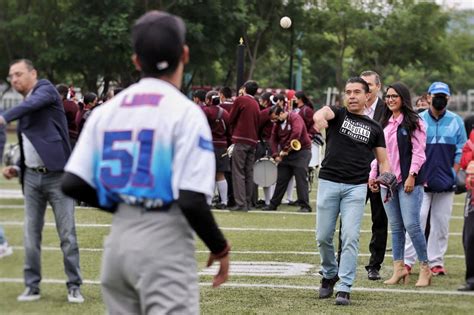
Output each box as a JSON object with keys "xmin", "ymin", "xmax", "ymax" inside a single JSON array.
[{"xmin": 131, "ymin": 11, "xmax": 186, "ymax": 76}]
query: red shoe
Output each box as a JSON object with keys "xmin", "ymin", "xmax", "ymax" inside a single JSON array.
[
  {"xmin": 430, "ymin": 265, "xmax": 446, "ymax": 276},
  {"xmin": 405, "ymin": 264, "xmax": 412, "ymax": 275}
]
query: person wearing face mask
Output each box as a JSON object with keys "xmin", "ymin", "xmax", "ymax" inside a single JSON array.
[
  {"xmin": 404, "ymin": 81, "xmax": 467, "ymax": 277},
  {"xmin": 262, "ymin": 105, "xmax": 312, "ymax": 212}
]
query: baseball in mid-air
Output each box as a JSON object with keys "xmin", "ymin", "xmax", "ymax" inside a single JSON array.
[{"xmin": 280, "ymin": 16, "xmax": 292, "ymax": 29}]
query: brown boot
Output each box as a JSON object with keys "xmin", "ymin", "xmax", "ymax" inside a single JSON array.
[
  {"xmin": 415, "ymin": 262, "xmax": 432, "ymax": 287},
  {"xmin": 384, "ymin": 260, "xmax": 409, "ymax": 285}
]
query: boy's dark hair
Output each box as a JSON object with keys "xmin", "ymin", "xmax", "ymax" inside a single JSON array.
[
  {"xmin": 219, "ymin": 86, "xmax": 232, "ymax": 99},
  {"xmin": 193, "ymin": 89, "xmax": 206, "ymax": 102},
  {"xmin": 243, "ymin": 80, "xmax": 258, "ymax": 96}
]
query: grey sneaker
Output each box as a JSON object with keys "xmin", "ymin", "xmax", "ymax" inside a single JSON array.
[
  {"xmin": 335, "ymin": 291, "xmax": 351, "ymax": 305},
  {"xmin": 67, "ymin": 287, "xmax": 84, "ymax": 303},
  {"xmin": 0, "ymin": 242, "xmax": 13, "ymax": 259},
  {"xmin": 17, "ymin": 287, "xmax": 41, "ymax": 302}
]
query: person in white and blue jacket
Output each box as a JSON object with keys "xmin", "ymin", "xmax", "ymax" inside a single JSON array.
[{"xmin": 404, "ymin": 81, "xmax": 467, "ymax": 276}]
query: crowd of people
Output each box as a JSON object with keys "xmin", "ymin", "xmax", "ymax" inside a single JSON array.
[{"xmin": 0, "ymin": 9, "xmax": 473, "ymax": 312}]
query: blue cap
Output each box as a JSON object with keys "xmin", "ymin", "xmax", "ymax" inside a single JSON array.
[{"xmin": 428, "ymin": 81, "xmax": 450, "ymax": 96}]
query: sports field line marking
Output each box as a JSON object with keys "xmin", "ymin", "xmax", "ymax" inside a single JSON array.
[
  {"xmin": 0, "ymin": 205, "xmax": 465, "ymax": 220},
  {"xmin": 9, "ymin": 246, "xmax": 466, "ymax": 259},
  {"xmin": 0, "ymin": 278, "xmax": 472, "ymax": 297},
  {"xmin": 0, "ymin": 221, "xmax": 463, "ymax": 236}
]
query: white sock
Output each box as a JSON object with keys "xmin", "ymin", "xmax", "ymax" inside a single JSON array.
[
  {"xmin": 286, "ymin": 177, "xmax": 295, "ymax": 201},
  {"xmin": 217, "ymin": 180, "xmax": 228, "ymax": 205}
]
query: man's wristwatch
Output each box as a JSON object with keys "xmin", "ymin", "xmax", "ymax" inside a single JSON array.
[{"xmin": 409, "ymin": 171, "xmax": 417, "ymax": 177}]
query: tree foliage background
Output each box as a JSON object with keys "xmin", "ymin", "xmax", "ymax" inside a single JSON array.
[{"xmin": 0, "ymin": 0, "xmax": 473, "ymax": 102}]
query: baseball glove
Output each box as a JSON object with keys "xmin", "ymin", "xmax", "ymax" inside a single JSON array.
[{"xmin": 375, "ymin": 172, "xmax": 397, "ymax": 202}]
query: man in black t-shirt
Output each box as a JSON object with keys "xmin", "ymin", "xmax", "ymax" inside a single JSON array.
[{"xmin": 312, "ymin": 77, "xmax": 391, "ymax": 306}]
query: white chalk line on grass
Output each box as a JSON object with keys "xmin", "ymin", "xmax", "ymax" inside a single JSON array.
[
  {"xmin": 0, "ymin": 221, "xmax": 463, "ymax": 236},
  {"xmin": 0, "ymin": 278, "xmax": 472, "ymax": 297},
  {"xmin": 0, "ymin": 205, "xmax": 465, "ymax": 220},
  {"xmin": 9, "ymin": 246, "xmax": 466, "ymax": 259}
]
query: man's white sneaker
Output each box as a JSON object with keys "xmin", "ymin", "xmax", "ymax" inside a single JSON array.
[
  {"xmin": 67, "ymin": 287, "xmax": 84, "ymax": 303},
  {"xmin": 17, "ymin": 287, "xmax": 41, "ymax": 302},
  {"xmin": 0, "ymin": 242, "xmax": 13, "ymax": 259}
]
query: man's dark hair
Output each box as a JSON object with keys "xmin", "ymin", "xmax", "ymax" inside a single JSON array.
[
  {"xmin": 219, "ymin": 86, "xmax": 232, "ymax": 99},
  {"xmin": 131, "ymin": 11, "xmax": 186, "ymax": 77},
  {"xmin": 243, "ymin": 80, "xmax": 258, "ymax": 96},
  {"xmin": 84, "ymin": 92, "xmax": 98, "ymax": 105},
  {"xmin": 346, "ymin": 77, "xmax": 370, "ymax": 93},
  {"xmin": 193, "ymin": 89, "xmax": 206, "ymax": 102},
  {"xmin": 10, "ymin": 58, "xmax": 35, "ymax": 71},
  {"xmin": 56, "ymin": 84, "xmax": 69, "ymax": 99}
]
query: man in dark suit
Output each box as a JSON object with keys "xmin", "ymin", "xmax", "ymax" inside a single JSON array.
[
  {"xmin": 0, "ymin": 59, "xmax": 83, "ymax": 303},
  {"xmin": 360, "ymin": 70, "xmax": 388, "ymax": 280}
]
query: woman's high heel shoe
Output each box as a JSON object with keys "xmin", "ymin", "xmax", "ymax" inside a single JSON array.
[{"xmin": 384, "ymin": 260, "xmax": 409, "ymax": 285}]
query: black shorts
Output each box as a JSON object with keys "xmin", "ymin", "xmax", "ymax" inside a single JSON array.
[{"xmin": 215, "ymin": 147, "xmax": 230, "ymax": 173}]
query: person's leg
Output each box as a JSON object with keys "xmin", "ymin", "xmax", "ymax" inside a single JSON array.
[
  {"xmin": 335, "ymin": 183, "xmax": 367, "ymax": 293},
  {"xmin": 400, "ymin": 186, "xmax": 428, "ymax": 263},
  {"xmin": 216, "ymin": 172, "xmax": 228, "ymax": 206},
  {"xmin": 286, "ymin": 176, "xmax": 295, "ymax": 203},
  {"xmin": 45, "ymin": 172, "xmax": 83, "ymax": 290},
  {"xmin": 0, "ymin": 225, "xmax": 5, "ymax": 244},
  {"xmin": 381, "ymin": 186, "xmax": 410, "ymax": 285},
  {"xmin": 0, "ymin": 224, "xmax": 13, "ymax": 259},
  {"xmin": 427, "ymin": 192, "xmax": 454, "ymax": 268},
  {"xmin": 293, "ymin": 151, "xmax": 311, "ymax": 210},
  {"xmin": 268, "ymin": 164, "xmax": 292, "ymax": 209},
  {"xmin": 316, "ymin": 179, "xmax": 341, "ymax": 280},
  {"xmin": 293, "ymin": 166, "xmax": 310, "ymax": 210},
  {"xmin": 23, "ymin": 170, "xmax": 48, "ymax": 290},
  {"xmin": 101, "ymin": 213, "xmax": 141, "ymax": 314},
  {"xmin": 139, "ymin": 206, "xmax": 198, "ymax": 314},
  {"xmin": 405, "ymin": 192, "xmax": 431, "ymax": 268},
  {"xmin": 381, "ymin": 186, "xmax": 404, "ymax": 261},
  {"xmin": 463, "ymin": 194, "xmax": 474, "ymax": 287},
  {"xmin": 224, "ymin": 171, "xmax": 234, "ymax": 207},
  {"xmin": 263, "ymin": 184, "xmax": 275, "ymax": 205},
  {"xmin": 231, "ymin": 144, "xmax": 247, "ymax": 208},
  {"xmin": 244, "ymin": 145, "xmax": 256, "ymax": 209},
  {"xmin": 365, "ymin": 189, "xmax": 388, "ymax": 275}
]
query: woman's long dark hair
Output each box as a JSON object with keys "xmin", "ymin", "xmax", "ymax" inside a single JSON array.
[
  {"xmin": 380, "ymin": 82, "xmax": 421, "ymax": 135},
  {"xmin": 295, "ymin": 91, "xmax": 313, "ymax": 109}
]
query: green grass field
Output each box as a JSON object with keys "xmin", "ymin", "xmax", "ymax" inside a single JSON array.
[
  {"xmin": 1, "ymin": 131, "xmax": 473, "ymax": 314},
  {"xmin": 1, "ymin": 177, "xmax": 473, "ymax": 314}
]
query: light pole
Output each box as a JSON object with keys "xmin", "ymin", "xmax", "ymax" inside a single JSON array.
[
  {"xmin": 288, "ymin": 23, "xmax": 294, "ymax": 89},
  {"xmin": 236, "ymin": 37, "xmax": 245, "ymax": 93}
]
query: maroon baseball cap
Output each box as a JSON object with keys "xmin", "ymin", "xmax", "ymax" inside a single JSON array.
[{"xmin": 131, "ymin": 11, "xmax": 186, "ymax": 75}]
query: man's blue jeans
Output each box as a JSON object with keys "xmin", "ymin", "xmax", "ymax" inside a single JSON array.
[
  {"xmin": 316, "ymin": 179, "xmax": 367, "ymax": 293},
  {"xmin": 382, "ymin": 185, "xmax": 428, "ymax": 262},
  {"xmin": 23, "ymin": 168, "xmax": 82, "ymax": 290}
]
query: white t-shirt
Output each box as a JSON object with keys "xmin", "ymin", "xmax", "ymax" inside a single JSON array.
[{"xmin": 65, "ymin": 78, "xmax": 215, "ymax": 209}]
